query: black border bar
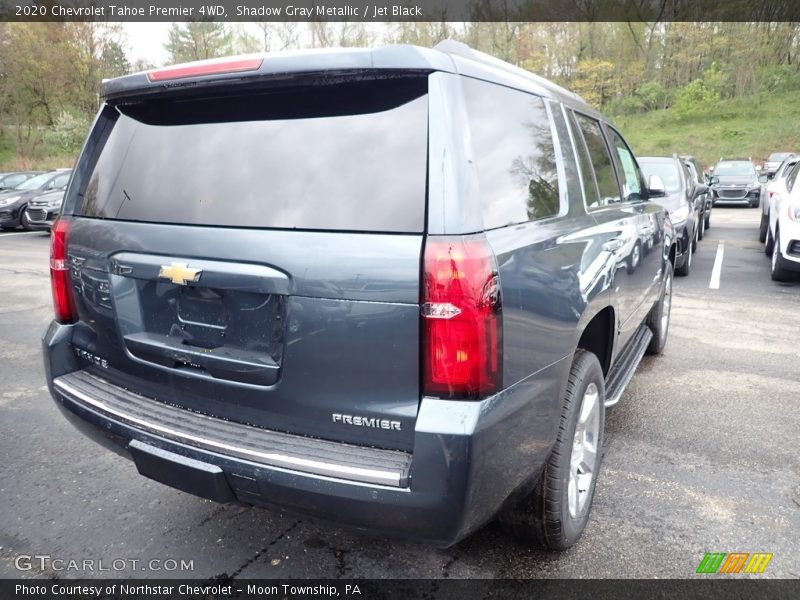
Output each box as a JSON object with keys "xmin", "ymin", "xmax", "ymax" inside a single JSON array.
[
  {"xmin": 1, "ymin": 0, "xmax": 800, "ymax": 22},
  {"xmin": 3, "ymin": 579, "xmax": 800, "ymax": 600}
]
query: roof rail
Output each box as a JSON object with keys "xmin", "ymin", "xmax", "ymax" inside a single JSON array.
[{"xmin": 434, "ymin": 39, "xmax": 586, "ymax": 104}]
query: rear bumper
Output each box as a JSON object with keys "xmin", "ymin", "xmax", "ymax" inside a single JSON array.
[{"xmin": 43, "ymin": 321, "xmax": 563, "ymax": 547}]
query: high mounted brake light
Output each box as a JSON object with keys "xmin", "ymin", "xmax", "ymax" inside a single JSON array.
[
  {"xmin": 147, "ymin": 58, "xmax": 264, "ymax": 82},
  {"xmin": 422, "ymin": 236, "xmax": 502, "ymax": 400}
]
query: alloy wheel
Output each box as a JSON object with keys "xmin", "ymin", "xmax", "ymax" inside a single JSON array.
[{"xmin": 568, "ymin": 382, "xmax": 601, "ymax": 519}]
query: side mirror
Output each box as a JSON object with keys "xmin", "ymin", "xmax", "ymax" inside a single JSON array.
[
  {"xmin": 647, "ymin": 174, "xmax": 667, "ymax": 198},
  {"xmin": 758, "ymin": 174, "xmax": 769, "ymax": 183},
  {"xmin": 693, "ymin": 183, "xmax": 709, "ymax": 198},
  {"xmin": 709, "ymin": 175, "xmax": 719, "ymax": 185}
]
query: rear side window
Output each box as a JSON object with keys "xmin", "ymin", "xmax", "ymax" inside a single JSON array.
[
  {"xmin": 463, "ymin": 78, "xmax": 560, "ymax": 229},
  {"xmin": 573, "ymin": 113, "xmax": 620, "ymax": 205},
  {"xmin": 566, "ymin": 110, "xmax": 601, "ymax": 209},
  {"xmin": 50, "ymin": 173, "xmax": 70, "ymax": 189},
  {"xmin": 75, "ymin": 78, "xmax": 429, "ymax": 233}
]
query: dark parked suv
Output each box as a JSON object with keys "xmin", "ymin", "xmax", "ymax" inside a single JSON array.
[{"xmin": 43, "ymin": 42, "xmax": 675, "ymax": 549}]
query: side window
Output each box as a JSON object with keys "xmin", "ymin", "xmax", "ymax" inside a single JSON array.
[
  {"xmin": 786, "ymin": 163, "xmax": 800, "ymax": 193},
  {"xmin": 684, "ymin": 161, "xmax": 698, "ymax": 183},
  {"xmin": 566, "ymin": 110, "xmax": 602, "ymax": 209},
  {"xmin": 606, "ymin": 127, "xmax": 643, "ymax": 202},
  {"xmin": 463, "ymin": 77, "xmax": 561, "ymax": 228},
  {"xmin": 573, "ymin": 113, "xmax": 621, "ymax": 205},
  {"xmin": 5, "ymin": 174, "xmax": 25, "ymax": 188},
  {"xmin": 53, "ymin": 173, "xmax": 70, "ymax": 188},
  {"xmin": 548, "ymin": 102, "xmax": 582, "ymax": 211}
]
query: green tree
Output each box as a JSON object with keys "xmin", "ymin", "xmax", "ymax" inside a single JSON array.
[{"xmin": 164, "ymin": 22, "xmax": 233, "ymax": 63}]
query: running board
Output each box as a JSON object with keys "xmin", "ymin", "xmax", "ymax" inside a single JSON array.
[{"xmin": 604, "ymin": 325, "xmax": 653, "ymax": 408}]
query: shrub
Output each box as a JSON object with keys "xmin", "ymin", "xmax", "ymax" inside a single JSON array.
[
  {"xmin": 672, "ymin": 80, "xmax": 720, "ymax": 120},
  {"xmin": 45, "ymin": 111, "xmax": 91, "ymax": 155}
]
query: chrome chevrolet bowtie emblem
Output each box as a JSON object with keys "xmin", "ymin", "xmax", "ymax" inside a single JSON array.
[{"xmin": 158, "ymin": 262, "xmax": 202, "ymax": 286}]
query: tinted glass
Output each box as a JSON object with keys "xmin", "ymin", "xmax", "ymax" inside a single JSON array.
[
  {"xmin": 780, "ymin": 160, "xmax": 798, "ymax": 178},
  {"xmin": 786, "ymin": 162, "xmax": 800, "ymax": 193},
  {"xmin": 78, "ymin": 78, "xmax": 429, "ymax": 232},
  {"xmin": 463, "ymin": 78, "xmax": 560, "ymax": 228},
  {"xmin": 566, "ymin": 110, "xmax": 602, "ymax": 209},
  {"xmin": 714, "ymin": 161, "xmax": 756, "ymax": 177},
  {"xmin": 17, "ymin": 173, "xmax": 51, "ymax": 190},
  {"xmin": 640, "ymin": 159, "xmax": 682, "ymax": 193},
  {"xmin": 769, "ymin": 152, "xmax": 792, "ymax": 161},
  {"xmin": 607, "ymin": 128, "xmax": 643, "ymax": 202},
  {"xmin": 51, "ymin": 172, "xmax": 70, "ymax": 188},
  {"xmin": 574, "ymin": 113, "xmax": 620, "ymax": 205},
  {"xmin": 684, "ymin": 160, "xmax": 699, "ymax": 183},
  {"xmin": 548, "ymin": 103, "xmax": 583, "ymax": 212},
  {"xmin": 2, "ymin": 174, "xmax": 28, "ymax": 188}
]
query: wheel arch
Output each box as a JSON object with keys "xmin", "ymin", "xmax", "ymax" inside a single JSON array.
[{"xmin": 575, "ymin": 305, "xmax": 615, "ymax": 377}]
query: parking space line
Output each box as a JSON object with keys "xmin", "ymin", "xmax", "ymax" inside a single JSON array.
[
  {"xmin": 0, "ymin": 231, "xmax": 48, "ymax": 237},
  {"xmin": 709, "ymin": 241, "xmax": 725, "ymax": 290}
]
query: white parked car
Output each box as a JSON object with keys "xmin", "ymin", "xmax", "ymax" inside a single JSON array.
[
  {"xmin": 764, "ymin": 161, "xmax": 800, "ymax": 281},
  {"xmin": 760, "ymin": 156, "xmax": 800, "ymax": 242}
]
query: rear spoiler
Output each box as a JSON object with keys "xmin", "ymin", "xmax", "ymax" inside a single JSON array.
[{"xmin": 101, "ymin": 46, "xmax": 453, "ymax": 102}]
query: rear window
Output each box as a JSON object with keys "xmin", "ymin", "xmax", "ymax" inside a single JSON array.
[
  {"xmin": 640, "ymin": 159, "xmax": 682, "ymax": 193},
  {"xmin": 75, "ymin": 78, "xmax": 429, "ymax": 232}
]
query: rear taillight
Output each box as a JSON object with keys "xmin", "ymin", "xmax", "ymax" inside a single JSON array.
[
  {"xmin": 50, "ymin": 218, "xmax": 75, "ymax": 323},
  {"xmin": 422, "ymin": 236, "xmax": 502, "ymax": 399}
]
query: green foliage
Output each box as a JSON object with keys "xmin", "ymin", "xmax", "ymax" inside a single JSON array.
[
  {"xmin": 164, "ymin": 23, "xmax": 233, "ymax": 63},
  {"xmin": 616, "ymin": 89, "xmax": 800, "ymax": 170},
  {"xmin": 635, "ymin": 80, "xmax": 669, "ymax": 111},
  {"xmin": 45, "ymin": 111, "xmax": 92, "ymax": 155},
  {"xmin": 672, "ymin": 80, "xmax": 720, "ymax": 120},
  {"xmin": 758, "ymin": 64, "xmax": 800, "ymax": 93},
  {"xmin": 570, "ymin": 59, "xmax": 619, "ymax": 109}
]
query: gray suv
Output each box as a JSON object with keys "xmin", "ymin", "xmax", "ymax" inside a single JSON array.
[{"xmin": 43, "ymin": 42, "xmax": 675, "ymax": 549}]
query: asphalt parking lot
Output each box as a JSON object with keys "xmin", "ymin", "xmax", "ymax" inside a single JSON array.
[{"xmin": 1, "ymin": 208, "xmax": 798, "ymax": 579}]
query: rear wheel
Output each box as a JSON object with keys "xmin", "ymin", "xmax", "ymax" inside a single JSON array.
[
  {"xmin": 498, "ymin": 350, "xmax": 605, "ymax": 550},
  {"xmin": 676, "ymin": 238, "xmax": 692, "ymax": 277},
  {"xmin": 759, "ymin": 212, "xmax": 769, "ymax": 243},
  {"xmin": 705, "ymin": 211, "xmax": 711, "ymax": 230},
  {"xmin": 771, "ymin": 230, "xmax": 793, "ymax": 282},
  {"xmin": 697, "ymin": 214, "xmax": 705, "ymax": 241},
  {"xmin": 646, "ymin": 261, "xmax": 673, "ymax": 355},
  {"xmin": 765, "ymin": 225, "xmax": 775, "ymax": 256}
]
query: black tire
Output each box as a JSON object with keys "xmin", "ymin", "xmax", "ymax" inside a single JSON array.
[
  {"xmin": 771, "ymin": 229, "xmax": 793, "ymax": 282},
  {"xmin": 765, "ymin": 225, "xmax": 774, "ymax": 256},
  {"xmin": 20, "ymin": 210, "xmax": 31, "ymax": 231},
  {"xmin": 691, "ymin": 223, "xmax": 698, "ymax": 252},
  {"xmin": 705, "ymin": 212, "xmax": 710, "ymax": 230},
  {"xmin": 676, "ymin": 238, "xmax": 692, "ymax": 276},
  {"xmin": 646, "ymin": 261, "xmax": 673, "ymax": 355},
  {"xmin": 697, "ymin": 214, "xmax": 705, "ymax": 241},
  {"xmin": 759, "ymin": 212, "xmax": 768, "ymax": 243},
  {"xmin": 498, "ymin": 350, "xmax": 605, "ymax": 550}
]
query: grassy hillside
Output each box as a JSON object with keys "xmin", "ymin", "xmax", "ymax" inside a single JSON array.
[{"xmin": 615, "ymin": 90, "xmax": 800, "ymax": 170}]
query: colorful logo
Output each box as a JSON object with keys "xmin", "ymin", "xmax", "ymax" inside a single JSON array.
[{"xmin": 696, "ymin": 552, "xmax": 773, "ymax": 574}]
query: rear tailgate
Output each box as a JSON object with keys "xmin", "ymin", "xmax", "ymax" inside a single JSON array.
[{"xmin": 62, "ymin": 75, "xmax": 429, "ymax": 451}]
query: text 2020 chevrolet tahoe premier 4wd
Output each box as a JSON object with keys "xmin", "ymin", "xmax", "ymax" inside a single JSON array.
[{"xmin": 43, "ymin": 42, "xmax": 675, "ymax": 549}]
